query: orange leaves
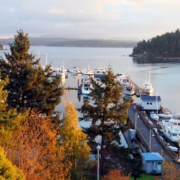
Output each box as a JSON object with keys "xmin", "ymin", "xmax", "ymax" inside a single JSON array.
[{"xmin": 101, "ymin": 169, "xmax": 130, "ymax": 180}]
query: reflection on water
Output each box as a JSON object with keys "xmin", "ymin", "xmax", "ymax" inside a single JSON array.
[{"xmin": 133, "ymin": 57, "xmax": 180, "ymax": 64}]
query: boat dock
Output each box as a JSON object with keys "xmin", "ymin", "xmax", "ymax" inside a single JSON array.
[
  {"xmin": 125, "ymin": 80, "xmax": 180, "ymax": 168},
  {"xmin": 66, "ymin": 73, "xmax": 180, "ymax": 168}
]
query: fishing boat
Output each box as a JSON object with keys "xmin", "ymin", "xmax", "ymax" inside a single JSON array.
[{"xmin": 142, "ymin": 72, "xmax": 153, "ymax": 94}]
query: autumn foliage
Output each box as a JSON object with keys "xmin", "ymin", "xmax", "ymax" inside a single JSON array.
[
  {"xmin": 101, "ymin": 169, "xmax": 130, "ymax": 180},
  {"xmin": 162, "ymin": 160, "xmax": 180, "ymax": 180},
  {"xmin": 8, "ymin": 111, "xmax": 71, "ymax": 180}
]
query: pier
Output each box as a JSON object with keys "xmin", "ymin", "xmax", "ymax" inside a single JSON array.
[{"xmin": 126, "ymin": 80, "xmax": 180, "ymax": 169}]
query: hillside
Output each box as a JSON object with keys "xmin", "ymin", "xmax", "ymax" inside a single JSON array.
[
  {"xmin": 0, "ymin": 37, "xmax": 137, "ymax": 48},
  {"xmin": 132, "ymin": 29, "xmax": 180, "ymax": 59}
]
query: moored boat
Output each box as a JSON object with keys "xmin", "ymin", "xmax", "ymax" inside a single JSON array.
[
  {"xmin": 158, "ymin": 112, "xmax": 172, "ymax": 119},
  {"xmin": 81, "ymin": 77, "xmax": 92, "ymax": 95},
  {"xmin": 150, "ymin": 111, "xmax": 159, "ymax": 121},
  {"xmin": 81, "ymin": 65, "xmax": 94, "ymax": 75},
  {"xmin": 94, "ymin": 67, "xmax": 107, "ymax": 76},
  {"xmin": 68, "ymin": 67, "xmax": 82, "ymax": 74},
  {"xmin": 159, "ymin": 117, "xmax": 180, "ymax": 143}
]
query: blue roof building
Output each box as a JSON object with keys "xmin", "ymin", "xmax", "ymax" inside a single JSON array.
[
  {"xmin": 140, "ymin": 96, "xmax": 161, "ymax": 111},
  {"xmin": 141, "ymin": 152, "xmax": 163, "ymax": 174}
]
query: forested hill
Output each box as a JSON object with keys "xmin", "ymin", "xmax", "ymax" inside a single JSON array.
[
  {"xmin": 0, "ymin": 37, "xmax": 137, "ymax": 48},
  {"xmin": 132, "ymin": 29, "xmax": 180, "ymax": 58}
]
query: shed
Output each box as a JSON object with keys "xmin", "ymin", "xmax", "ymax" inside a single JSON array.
[
  {"xmin": 141, "ymin": 152, "xmax": 163, "ymax": 174},
  {"xmin": 140, "ymin": 96, "xmax": 161, "ymax": 110}
]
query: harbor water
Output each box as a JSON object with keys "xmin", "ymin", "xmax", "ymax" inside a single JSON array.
[{"xmin": 1, "ymin": 46, "xmax": 180, "ymax": 113}]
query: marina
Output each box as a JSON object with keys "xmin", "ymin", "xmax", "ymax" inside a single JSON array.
[
  {"xmin": 1, "ymin": 46, "xmax": 180, "ymax": 169},
  {"xmin": 66, "ymin": 70, "xmax": 180, "ymax": 170}
]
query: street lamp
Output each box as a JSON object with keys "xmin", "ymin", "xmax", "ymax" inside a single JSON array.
[{"xmin": 97, "ymin": 145, "xmax": 100, "ymax": 180}]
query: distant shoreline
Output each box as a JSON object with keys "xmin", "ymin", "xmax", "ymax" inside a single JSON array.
[{"xmin": 0, "ymin": 37, "xmax": 138, "ymax": 48}]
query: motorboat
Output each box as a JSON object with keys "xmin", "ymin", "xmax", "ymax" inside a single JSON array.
[
  {"xmin": 123, "ymin": 82, "xmax": 135, "ymax": 96},
  {"xmin": 94, "ymin": 67, "xmax": 107, "ymax": 76},
  {"xmin": 81, "ymin": 65, "xmax": 94, "ymax": 75},
  {"xmin": 150, "ymin": 111, "xmax": 159, "ymax": 121},
  {"xmin": 159, "ymin": 117, "xmax": 180, "ymax": 143},
  {"xmin": 56, "ymin": 66, "xmax": 68, "ymax": 79},
  {"xmin": 81, "ymin": 77, "xmax": 92, "ymax": 95},
  {"xmin": 120, "ymin": 77, "xmax": 131, "ymax": 88},
  {"xmin": 158, "ymin": 111, "xmax": 172, "ymax": 119},
  {"xmin": 82, "ymin": 94, "xmax": 91, "ymax": 103},
  {"xmin": 68, "ymin": 67, "xmax": 82, "ymax": 74},
  {"xmin": 115, "ymin": 73, "xmax": 126, "ymax": 84}
]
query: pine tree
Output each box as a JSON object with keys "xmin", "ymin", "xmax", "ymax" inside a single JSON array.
[
  {"xmin": 0, "ymin": 30, "xmax": 63, "ymax": 115},
  {"xmin": 81, "ymin": 65, "xmax": 130, "ymax": 175}
]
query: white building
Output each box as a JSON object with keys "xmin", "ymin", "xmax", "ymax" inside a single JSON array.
[{"xmin": 140, "ymin": 96, "xmax": 161, "ymax": 111}]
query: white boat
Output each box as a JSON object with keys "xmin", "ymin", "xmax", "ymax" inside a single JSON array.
[
  {"xmin": 94, "ymin": 67, "xmax": 107, "ymax": 76},
  {"xmin": 123, "ymin": 82, "xmax": 135, "ymax": 95},
  {"xmin": 120, "ymin": 77, "xmax": 131, "ymax": 87},
  {"xmin": 115, "ymin": 73, "xmax": 126, "ymax": 84},
  {"xmin": 158, "ymin": 112, "xmax": 172, "ymax": 119},
  {"xmin": 81, "ymin": 65, "xmax": 94, "ymax": 75},
  {"xmin": 142, "ymin": 72, "xmax": 153, "ymax": 94},
  {"xmin": 159, "ymin": 117, "xmax": 180, "ymax": 143},
  {"xmin": 142, "ymin": 82, "xmax": 153, "ymax": 94},
  {"xmin": 150, "ymin": 111, "xmax": 159, "ymax": 121},
  {"xmin": 68, "ymin": 67, "xmax": 82, "ymax": 74},
  {"xmin": 56, "ymin": 66, "xmax": 68, "ymax": 78},
  {"xmin": 81, "ymin": 77, "xmax": 92, "ymax": 95}
]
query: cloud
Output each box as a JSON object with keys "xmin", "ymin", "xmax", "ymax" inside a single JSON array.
[
  {"xmin": 49, "ymin": 8, "xmax": 65, "ymax": 14},
  {"xmin": 8, "ymin": 7, "xmax": 15, "ymax": 13},
  {"xmin": 0, "ymin": 0, "xmax": 180, "ymax": 40}
]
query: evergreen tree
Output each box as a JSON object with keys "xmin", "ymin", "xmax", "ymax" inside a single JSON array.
[
  {"xmin": 132, "ymin": 28, "xmax": 180, "ymax": 58},
  {"xmin": 81, "ymin": 66, "xmax": 130, "ymax": 175},
  {"xmin": 0, "ymin": 30, "xmax": 63, "ymax": 115}
]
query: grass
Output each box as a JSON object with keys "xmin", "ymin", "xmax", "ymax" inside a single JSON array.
[{"xmin": 130, "ymin": 174, "xmax": 155, "ymax": 180}]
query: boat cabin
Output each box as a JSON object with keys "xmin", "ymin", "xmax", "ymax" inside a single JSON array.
[{"xmin": 140, "ymin": 96, "xmax": 161, "ymax": 111}]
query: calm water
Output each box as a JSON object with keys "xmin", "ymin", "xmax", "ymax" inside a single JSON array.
[{"xmin": 1, "ymin": 46, "xmax": 180, "ymax": 113}]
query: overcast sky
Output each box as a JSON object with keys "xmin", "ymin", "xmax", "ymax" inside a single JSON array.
[{"xmin": 1, "ymin": 0, "xmax": 180, "ymax": 41}]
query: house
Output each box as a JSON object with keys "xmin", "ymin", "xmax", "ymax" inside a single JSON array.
[
  {"xmin": 141, "ymin": 152, "xmax": 163, "ymax": 174},
  {"xmin": 140, "ymin": 96, "xmax": 161, "ymax": 111}
]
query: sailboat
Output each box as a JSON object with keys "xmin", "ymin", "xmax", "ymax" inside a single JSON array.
[{"xmin": 56, "ymin": 59, "xmax": 68, "ymax": 79}]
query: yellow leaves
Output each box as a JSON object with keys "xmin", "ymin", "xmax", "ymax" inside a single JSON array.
[
  {"xmin": 60, "ymin": 99, "xmax": 91, "ymax": 170},
  {"xmin": 0, "ymin": 147, "xmax": 25, "ymax": 180}
]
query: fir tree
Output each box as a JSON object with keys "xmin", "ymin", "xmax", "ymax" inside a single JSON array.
[
  {"xmin": 0, "ymin": 30, "xmax": 63, "ymax": 115},
  {"xmin": 81, "ymin": 65, "xmax": 130, "ymax": 175}
]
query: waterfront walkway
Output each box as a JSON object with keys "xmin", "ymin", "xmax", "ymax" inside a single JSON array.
[{"xmin": 127, "ymin": 103, "xmax": 180, "ymax": 169}]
